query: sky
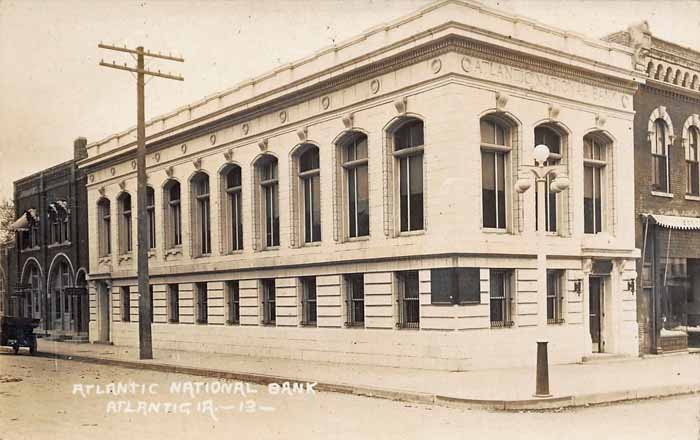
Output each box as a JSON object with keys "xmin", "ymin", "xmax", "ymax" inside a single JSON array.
[{"xmin": 1, "ymin": 0, "xmax": 699, "ymax": 202}]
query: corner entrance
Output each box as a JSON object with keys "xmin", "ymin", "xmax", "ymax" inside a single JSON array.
[{"xmin": 589, "ymin": 276, "xmax": 604, "ymax": 353}]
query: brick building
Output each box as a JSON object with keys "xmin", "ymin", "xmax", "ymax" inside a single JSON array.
[
  {"xmin": 80, "ymin": 0, "xmax": 642, "ymax": 370},
  {"xmin": 7, "ymin": 139, "xmax": 90, "ymax": 340},
  {"xmin": 607, "ymin": 24, "xmax": 700, "ymax": 353}
]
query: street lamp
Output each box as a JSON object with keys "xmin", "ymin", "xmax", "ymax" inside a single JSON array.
[{"xmin": 515, "ymin": 144, "xmax": 570, "ymax": 398}]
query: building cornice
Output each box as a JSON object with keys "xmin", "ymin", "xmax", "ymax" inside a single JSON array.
[{"xmin": 81, "ymin": 34, "xmax": 637, "ymax": 175}]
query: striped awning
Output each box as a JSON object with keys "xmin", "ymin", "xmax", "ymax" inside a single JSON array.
[{"xmin": 645, "ymin": 214, "xmax": 700, "ymax": 230}]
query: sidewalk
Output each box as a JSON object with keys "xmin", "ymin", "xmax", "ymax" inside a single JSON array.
[{"xmin": 33, "ymin": 339, "xmax": 700, "ymax": 410}]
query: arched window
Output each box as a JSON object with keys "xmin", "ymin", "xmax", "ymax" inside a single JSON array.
[
  {"xmin": 146, "ymin": 187, "xmax": 156, "ymax": 249},
  {"xmin": 652, "ymin": 118, "xmax": 670, "ymax": 193},
  {"xmin": 164, "ymin": 181, "xmax": 182, "ymax": 249},
  {"xmin": 393, "ymin": 118, "xmax": 424, "ymax": 232},
  {"xmin": 48, "ymin": 201, "xmax": 69, "ymax": 244},
  {"xmin": 583, "ymin": 133, "xmax": 611, "ymax": 234},
  {"xmin": 298, "ymin": 146, "xmax": 321, "ymax": 243},
  {"xmin": 339, "ymin": 132, "xmax": 369, "ymax": 238},
  {"xmin": 256, "ymin": 155, "xmax": 280, "ymax": 248},
  {"xmin": 221, "ymin": 165, "xmax": 243, "ymax": 252},
  {"xmin": 97, "ymin": 198, "xmax": 111, "ymax": 257},
  {"xmin": 117, "ymin": 193, "xmax": 132, "ymax": 254},
  {"xmin": 534, "ymin": 125, "xmax": 564, "ymax": 233},
  {"xmin": 191, "ymin": 173, "xmax": 211, "ymax": 256},
  {"xmin": 480, "ymin": 116, "xmax": 511, "ymax": 230},
  {"xmin": 687, "ymin": 126, "xmax": 700, "ymax": 196}
]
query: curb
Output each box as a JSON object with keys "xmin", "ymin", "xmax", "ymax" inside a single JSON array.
[{"xmin": 34, "ymin": 350, "xmax": 700, "ymax": 412}]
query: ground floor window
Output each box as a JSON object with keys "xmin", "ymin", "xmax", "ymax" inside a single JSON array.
[
  {"xmin": 226, "ymin": 281, "xmax": 240, "ymax": 325},
  {"xmin": 547, "ymin": 270, "xmax": 565, "ymax": 324},
  {"xmin": 167, "ymin": 284, "xmax": 179, "ymax": 323},
  {"xmin": 261, "ymin": 279, "xmax": 276, "ymax": 325},
  {"xmin": 195, "ymin": 283, "xmax": 208, "ymax": 324},
  {"xmin": 300, "ymin": 277, "xmax": 317, "ymax": 326},
  {"xmin": 121, "ymin": 287, "xmax": 131, "ymax": 322},
  {"xmin": 489, "ymin": 270, "xmax": 513, "ymax": 328},
  {"xmin": 396, "ymin": 271, "xmax": 420, "ymax": 329},
  {"xmin": 344, "ymin": 274, "xmax": 364, "ymax": 327}
]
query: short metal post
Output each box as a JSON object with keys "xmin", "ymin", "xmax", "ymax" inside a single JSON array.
[{"xmin": 534, "ymin": 340, "xmax": 552, "ymax": 398}]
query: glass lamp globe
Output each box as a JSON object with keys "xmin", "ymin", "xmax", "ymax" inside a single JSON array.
[{"xmin": 533, "ymin": 144, "xmax": 550, "ymax": 165}]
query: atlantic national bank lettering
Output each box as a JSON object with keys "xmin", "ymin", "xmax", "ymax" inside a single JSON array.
[{"xmin": 460, "ymin": 55, "xmax": 629, "ymax": 109}]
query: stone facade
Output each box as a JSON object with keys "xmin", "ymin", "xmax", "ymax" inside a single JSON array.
[
  {"xmin": 8, "ymin": 139, "xmax": 90, "ymax": 339},
  {"xmin": 80, "ymin": 0, "xmax": 641, "ymax": 370}
]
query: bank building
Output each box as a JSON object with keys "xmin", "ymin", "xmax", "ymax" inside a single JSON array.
[{"xmin": 80, "ymin": 0, "xmax": 643, "ymax": 370}]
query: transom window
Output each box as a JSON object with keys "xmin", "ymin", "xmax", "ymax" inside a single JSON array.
[
  {"xmin": 191, "ymin": 173, "xmax": 211, "ymax": 256},
  {"xmin": 164, "ymin": 181, "xmax": 182, "ymax": 249},
  {"xmin": 97, "ymin": 199, "xmax": 111, "ymax": 257},
  {"xmin": 258, "ymin": 156, "xmax": 280, "ymax": 248},
  {"xmin": 223, "ymin": 165, "xmax": 244, "ymax": 252},
  {"xmin": 341, "ymin": 132, "xmax": 369, "ymax": 238},
  {"xmin": 652, "ymin": 118, "xmax": 670, "ymax": 193},
  {"xmin": 299, "ymin": 146, "xmax": 321, "ymax": 243},
  {"xmin": 534, "ymin": 126, "xmax": 563, "ymax": 233},
  {"xmin": 583, "ymin": 134, "xmax": 608, "ymax": 234},
  {"xmin": 480, "ymin": 117, "xmax": 511, "ymax": 230},
  {"xmin": 146, "ymin": 187, "xmax": 156, "ymax": 249},
  {"xmin": 393, "ymin": 119, "xmax": 424, "ymax": 232},
  {"xmin": 687, "ymin": 126, "xmax": 699, "ymax": 196},
  {"xmin": 117, "ymin": 193, "xmax": 132, "ymax": 254}
]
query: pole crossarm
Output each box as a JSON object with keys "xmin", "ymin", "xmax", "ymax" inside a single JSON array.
[
  {"xmin": 98, "ymin": 43, "xmax": 184, "ymax": 62},
  {"xmin": 99, "ymin": 61, "xmax": 184, "ymax": 81}
]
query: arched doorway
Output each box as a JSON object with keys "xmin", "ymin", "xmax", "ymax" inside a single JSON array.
[
  {"xmin": 48, "ymin": 260, "xmax": 72, "ymax": 332},
  {"xmin": 19, "ymin": 262, "xmax": 42, "ymax": 321}
]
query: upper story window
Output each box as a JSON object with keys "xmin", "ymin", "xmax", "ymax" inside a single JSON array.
[
  {"xmin": 480, "ymin": 116, "xmax": 512, "ymax": 230},
  {"xmin": 583, "ymin": 134, "xmax": 610, "ymax": 234},
  {"xmin": 146, "ymin": 187, "xmax": 156, "ymax": 249},
  {"xmin": 48, "ymin": 201, "xmax": 69, "ymax": 244},
  {"xmin": 256, "ymin": 156, "xmax": 280, "ymax": 248},
  {"xmin": 340, "ymin": 132, "xmax": 369, "ymax": 239},
  {"xmin": 191, "ymin": 173, "xmax": 211, "ymax": 256},
  {"xmin": 298, "ymin": 146, "xmax": 321, "ymax": 244},
  {"xmin": 222, "ymin": 165, "xmax": 244, "ymax": 252},
  {"xmin": 534, "ymin": 125, "xmax": 565, "ymax": 233},
  {"xmin": 393, "ymin": 118, "xmax": 424, "ymax": 233},
  {"xmin": 687, "ymin": 126, "xmax": 699, "ymax": 196},
  {"xmin": 97, "ymin": 198, "xmax": 111, "ymax": 257},
  {"xmin": 164, "ymin": 180, "xmax": 182, "ymax": 249},
  {"xmin": 652, "ymin": 118, "xmax": 670, "ymax": 193},
  {"xmin": 117, "ymin": 193, "xmax": 132, "ymax": 255}
]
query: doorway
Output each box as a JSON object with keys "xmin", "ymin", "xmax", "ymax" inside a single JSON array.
[
  {"xmin": 589, "ymin": 276, "xmax": 604, "ymax": 353},
  {"xmin": 97, "ymin": 282, "xmax": 111, "ymax": 343}
]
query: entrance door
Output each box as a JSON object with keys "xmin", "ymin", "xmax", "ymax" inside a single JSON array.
[
  {"xmin": 589, "ymin": 277, "xmax": 604, "ymax": 352},
  {"xmin": 97, "ymin": 282, "xmax": 110, "ymax": 342}
]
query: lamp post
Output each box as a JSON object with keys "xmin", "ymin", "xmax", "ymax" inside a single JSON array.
[{"xmin": 515, "ymin": 144, "xmax": 569, "ymax": 398}]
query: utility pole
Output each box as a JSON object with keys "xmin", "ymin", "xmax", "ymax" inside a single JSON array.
[{"xmin": 98, "ymin": 43, "xmax": 184, "ymax": 360}]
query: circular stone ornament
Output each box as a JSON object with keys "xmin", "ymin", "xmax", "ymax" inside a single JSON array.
[{"xmin": 370, "ymin": 79, "xmax": 381, "ymax": 94}]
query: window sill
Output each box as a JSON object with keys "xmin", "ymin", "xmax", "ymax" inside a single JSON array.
[
  {"xmin": 345, "ymin": 236, "xmax": 370, "ymax": 243},
  {"xmin": 261, "ymin": 322, "xmax": 276, "ymax": 327},
  {"xmin": 259, "ymin": 246, "xmax": 280, "ymax": 252},
  {"xmin": 302, "ymin": 242, "xmax": 322, "ymax": 248},
  {"xmin": 547, "ymin": 319, "xmax": 566, "ymax": 325},
  {"xmin": 118, "ymin": 254, "xmax": 132, "ymax": 263},
  {"xmin": 482, "ymin": 227, "xmax": 509, "ymax": 234},
  {"xmin": 344, "ymin": 322, "xmax": 365, "ymax": 328},
  {"xmin": 398, "ymin": 230, "xmax": 425, "ymax": 238},
  {"xmin": 300, "ymin": 322, "xmax": 317, "ymax": 328},
  {"xmin": 225, "ymin": 249, "xmax": 245, "ymax": 256},
  {"xmin": 685, "ymin": 195, "xmax": 700, "ymax": 201},
  {"xmin": 225, "ymin": 320, "xmax": 240, "ymax": 326},
  {"xmin": 193, "ymin": 253, "xmax": 212, "ymax": 259},
  {"xmin": 651, "ymin": 191, "xmax": 674, "ymax": 198},
  {"xmin": 165, "ymin": 247, "xmax": 182, "ymax": 257},
  {"xmin": 98, "ymin": 256, "xmax": 112, "ymax": 265},
  {"xmin": 148, "ymin": 250, "xmax": 156, "ymax": 258},
  {"xmin": 20, "ymin": 246, "xmax": 40, "ymax": 253},
  {"xmin": 47, "ymin": 241, "xmax": 71, "ymax": 249}
]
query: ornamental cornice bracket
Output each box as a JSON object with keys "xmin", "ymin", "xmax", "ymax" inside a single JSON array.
[
  {"xmin": 495, "ymin": 92, "xmax": 509, "ymax": 110},
  {"xmin": 595, "ymin": 113, "xmax": 607, "ymax": 128},
  {"xmin": 582, "ymin": 258, "xmax": 593, "ymax": 274},
  {"xmin": 548, "ymin": 104, "xmax": 561, "ymax": 121},
  {"xmin": 258, "ymin": 138, "xmax": 269, "ymax": 152},
  {"xmin": 296, "ymin": 126, "xmax": 308, "ymax": 142},
  {"xmin": 98, "ymin": 186, "xmax": 106, "ymax": 197},
  {"xmin": 165, "ymin": 166, "xmax": 174, "ymax": 178},
  {"xmin": 118, "ymin": 180, "xmax": 126, "ymax": 191},
  {"xmin": 223, "ymin": 148, "xmax": 234, "ymax": 163},
  {"xmin": 342, "ymin": 113, "xmax": 354, "ymax": 129},
  {"xmin": 393, "ymin": 96, "xmax": 408, "ymax": 115},
  {"xmin": 192, "ymin": 158, "xmax": 202, "ymax": 170}
]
